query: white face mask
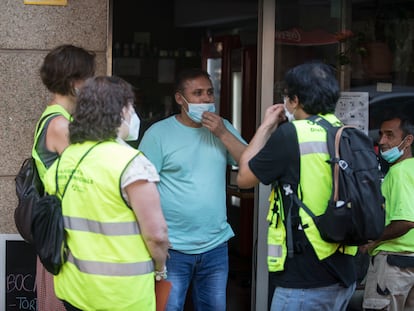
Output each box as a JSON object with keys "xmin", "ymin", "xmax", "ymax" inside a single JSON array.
[
  {"xmin": 284, "ymin": 97, "xmax": 295, "ymax": 122},
  {"xmin": 182, "ymin": 96, "xmax": 215, "ymax": 123},
  {"xmin": 123, "ymin": 109, "xmax": 141, "ymax": 141}
]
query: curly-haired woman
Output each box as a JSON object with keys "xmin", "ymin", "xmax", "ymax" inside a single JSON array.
[{"xmin": 43, "ymin": 76, "xmax": 169, "ymax": 310}]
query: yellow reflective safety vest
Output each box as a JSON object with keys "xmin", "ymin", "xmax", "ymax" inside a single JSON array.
[
  {"xmin": 267, "ymin": 186, "xmax": 288, "ymax": 272},
  {"xmin": 44, "ymin": 141, "xmax": 155, "ymax": 311},
  {"xmin": 32, "ymin": 104, "xmax": 71, "ymax": 181},
  {"xmin": 267, "ymin": 115, "xmax": 357, "ymax": 272}
]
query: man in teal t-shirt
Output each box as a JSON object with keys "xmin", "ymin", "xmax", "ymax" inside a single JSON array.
[
  {"xmin": 361, "ymin": 113, "xmax": 414, "ymax": 310},
  {"xmin": 139, "ymin": 68, "xmax": 246, "ymax": 311}
]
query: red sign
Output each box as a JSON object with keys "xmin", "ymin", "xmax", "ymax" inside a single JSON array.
[{"xmin": 275, "ymin": 28, "xmax": 338, "ymax": 46}]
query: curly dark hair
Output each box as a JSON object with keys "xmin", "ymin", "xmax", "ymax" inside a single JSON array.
[
  {"xmin": 284, "ymin": 61, "xmax": 339, "ymax": 115},
  {"xmin": 40, "ymin": 44, "xmax": 96, "ymax": 96},
  {"xmin": 69, "ymin": 76, "xmax": 135, "ymax": 143}
]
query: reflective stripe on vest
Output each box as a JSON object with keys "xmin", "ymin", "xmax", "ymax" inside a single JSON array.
[
  {"xmin": 67, "ymin": 252, "xmax": 154, "ymax": 277},
  {"xmin": 268, "ymin": 244, "xmax": 283, "ymax": 257},
  {"xmin": 64, "ymin": 216, "xmax": 140, "ymax": 235},
  {"xmin": 299, "ymin": 141, "xmax": 328, "ymax": 155}
]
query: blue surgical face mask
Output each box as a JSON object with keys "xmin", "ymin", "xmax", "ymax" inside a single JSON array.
[
  {"xmin": 380, "ymin": 137, "xmax": 406, "ymax": 163},
  {"xmin": 182, "ymin": 96, "xmax": 215, "ymax": 123}
]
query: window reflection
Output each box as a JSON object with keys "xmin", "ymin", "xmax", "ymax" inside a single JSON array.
[
  {"xmin": 274, "ymin": 1, "xmax": 414, "ymax": 91},
  {"xmin": 207, "ymin": 58, "xmax": 222, "ymax": 113},
  {"xmin": 232, "ymin": 72, "xmax": 242, "ymax": 133}
]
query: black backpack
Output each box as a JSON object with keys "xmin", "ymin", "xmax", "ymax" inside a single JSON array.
[
  {"xmin": 14, "ymin": 113, "xmax": 58, "ymax": 243},
  {"xmin": 287, "ymin": 115, "xmax": 385, "ymax": 246},
  {"xmin": 14, "ymin": 157, "xmax": 42, "ymax": 243}
]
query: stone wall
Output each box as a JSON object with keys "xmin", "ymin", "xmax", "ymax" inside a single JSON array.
[{"xmin": 0, "ymin": 0, "xmax": 108, "ymax": 233}]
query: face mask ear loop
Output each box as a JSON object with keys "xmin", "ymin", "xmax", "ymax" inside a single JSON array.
[
  {"xmin": 397, "ymin": 135, "xmax": 408, "ymax": 151},
  {"xmin": 180, "ymin": 94, "xmax": 189, "ymax": 104},
  {"xmin": 180, "ymin": 94, "xmax": 192, "ymax": 115},
  {"xmin": 406, "ymin": 134, "xmax": 414, "ymax": 149},
  {"xmin": 121, "ymin": 110, "xmax": 127, "ymax": 126}
]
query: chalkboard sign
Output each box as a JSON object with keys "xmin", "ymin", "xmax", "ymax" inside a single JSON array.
[{"xmin": 0, "ymin": 234, "xmax": 37, "ymax": 311}]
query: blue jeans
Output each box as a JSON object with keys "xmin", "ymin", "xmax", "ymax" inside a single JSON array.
[
  {"xmin": 270, "ymin": 282, "xmax": 356, "ymax": 311},
  {"xmin": 165, "ymin": 243, "xmax": 228, "ymax": 311}
]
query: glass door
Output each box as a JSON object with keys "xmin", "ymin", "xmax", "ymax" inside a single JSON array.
[{"xmin": 254, "ymin": 0, "xmax": 414, "ymax": 309}]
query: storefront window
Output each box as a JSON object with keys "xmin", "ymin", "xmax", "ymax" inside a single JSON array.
[
  {"xmin": 274, "ymin": 1, "xmax": 414, "ymax": 92},
  {"xmin": 274, "ymin": 0, "xmax": 341, "ymax": 101},
  {"xmin": 350, "ymin": 1, "xmax": 414, "ymax": 87},
  {"xmin": 274, "ymin": 0, "xmax": 414, "ymax": 141}
]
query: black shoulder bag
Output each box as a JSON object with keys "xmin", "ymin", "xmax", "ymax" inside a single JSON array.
[
  {"xmin": 14, "ymin": 113, "xmax": 59, "ymax": 243},
  {"xmin": 32, "ymin": 142, "xmax": 101, "ymax": 275}
]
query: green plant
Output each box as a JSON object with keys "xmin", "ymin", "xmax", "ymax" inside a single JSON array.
[{"xmin": 335, "ymin": 30, "xmax": 368, "ymax": 66}]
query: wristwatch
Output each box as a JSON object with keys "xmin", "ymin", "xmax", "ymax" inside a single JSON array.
[{"xmin": 155, "ymin": 266, "xmax": 167, "ymax": 281}]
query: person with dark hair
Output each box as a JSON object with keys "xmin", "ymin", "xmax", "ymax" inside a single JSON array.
[
  {"xmin": 42, "ymin": 76, "xmax": 169, "ymax": 310},
  {"xmin": 237, "ymin": 61, "xmax": 357, "ymax": 310},
  {"xmin": 33, "ymin": 44, "xmax": 95, "ymax": 311},
  {"xmin": 139, "ymin": 68, "xmax": 246, "ymax": 311},
  {"xmin": 361, "ymin": 113, "xmax": 414, "ymax": 311}
]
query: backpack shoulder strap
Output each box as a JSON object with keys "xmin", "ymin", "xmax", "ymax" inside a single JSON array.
[
  {"xmin": 331, "ymin": 125, "xmax": 357, "ymax": 202},
  {"xmin": 307, "ymin": 115, "xmax": 335, "ymax": 131},
  {"xmin": 283, "ymin": 184, "xmax": 316, "ymax": 219},
  {"xmin": 34, "ymin": 112, "xmax": 61, "ymax": 143},
  {"xmin": 282, "ymin": 184, "xmax": 317, "ymax": 258}
]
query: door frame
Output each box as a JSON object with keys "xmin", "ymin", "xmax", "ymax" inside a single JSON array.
[{"xmin": 252, "ymin": 0, "xmax": 275, "ymax": 310}]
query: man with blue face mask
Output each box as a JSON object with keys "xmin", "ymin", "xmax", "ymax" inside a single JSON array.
[
  {"xmin": 139, "ymin": 68, "xmax": 246, "ymax": 311},
  {"xmin": 361, "ymin": 113, "xmax": 414, "ymax": 311}
]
